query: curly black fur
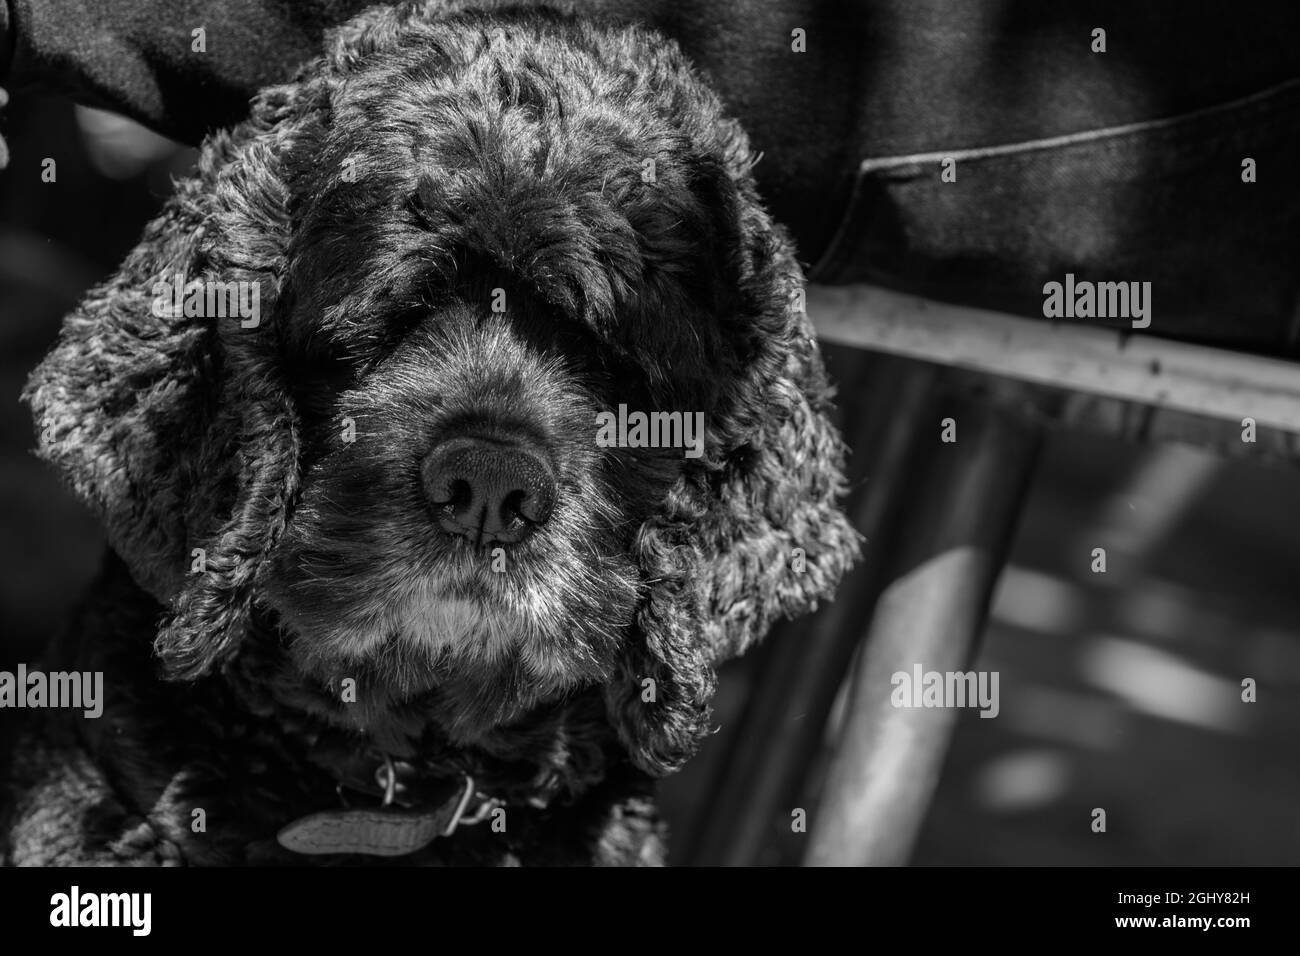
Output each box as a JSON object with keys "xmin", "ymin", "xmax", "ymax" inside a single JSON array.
[{"xmin": 4, "ymin": 1, "xmax": 858, "ymax": 866}]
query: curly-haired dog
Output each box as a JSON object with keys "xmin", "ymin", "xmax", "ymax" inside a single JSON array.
[{"xmin": 2, "ymin": 1, "xmax": 857, "ymax": 865}]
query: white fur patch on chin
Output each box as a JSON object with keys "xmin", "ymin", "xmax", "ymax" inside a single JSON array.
[
  {"xmin": 392, "ymin": 596, "xmax": 518, "ymax": 664},
  {"xmin": 337, "ymin": 586, "xmax": 579, "ymax": 684}
]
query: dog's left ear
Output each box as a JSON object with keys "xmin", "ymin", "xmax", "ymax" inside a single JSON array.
[
  {"xmin": 22, "ymin": 81, "xmax": 331, "ymax": 680},
  {"xmin": 605, "ymin": 119, "xmax": 861, "ymax": 776}
]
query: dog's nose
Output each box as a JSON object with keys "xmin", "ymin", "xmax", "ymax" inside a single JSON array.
[{"xmin": 421, "ymin": 437, "xmax": 556, "ymax": 544}]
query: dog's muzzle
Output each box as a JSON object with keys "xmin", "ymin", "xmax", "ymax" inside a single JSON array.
[{"xmin": 421, "ymin": 436, "xmax": 556, "ymax": 545}]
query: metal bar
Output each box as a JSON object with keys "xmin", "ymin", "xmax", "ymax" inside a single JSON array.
[
  {"xmin": 803, "ymin": 393, "xmax": 1042, "ymax": 867},
  {"xmin": 810, "ymin": 284, "xmax": 1300, "ymax": 433},
  {"xmin": 682, "ymin": 354, "xmax": 938, "ymax": 866}
]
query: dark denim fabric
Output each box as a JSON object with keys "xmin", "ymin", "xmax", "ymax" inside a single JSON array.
[
  {"xmin": 3, "ymin": 0, "xmax": 1300, "ymax": 350},
  {"xmin": 811, "ymin": 79, "xmax": 1300, "ymax": 354}
]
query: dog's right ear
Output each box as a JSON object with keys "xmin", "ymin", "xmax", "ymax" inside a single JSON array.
[
  {"xmin": 21, "ymin": 76, "xmax": 338, "ymax": 680},
  {"xmin": 22, "ymin": 2, "xmax": 529, "ymax": 678}
]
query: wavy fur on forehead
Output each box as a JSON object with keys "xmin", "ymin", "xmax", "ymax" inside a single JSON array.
[{"xmin": 24, "ymin": 0, "xmax": 859, "ymax": 776}]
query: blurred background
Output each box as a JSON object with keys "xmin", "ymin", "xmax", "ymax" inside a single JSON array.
[
  {"xmin": 0, "ymin": 96, "xmax": 198, "ymax": 774},
  {"xmin": 2, "ymin": 98, "xmax": 1298, "ymax": 865},
  {"xmin": 663, "ymin": 416, "xmax": 1300, "ymax": 864}
]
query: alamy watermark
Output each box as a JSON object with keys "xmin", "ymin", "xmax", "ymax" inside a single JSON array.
[
  {"xmin": 50, "ymin": 886, "xmax": 151, "ymax": 936},
  {"xmin": 890, "ymin": 664, "xmax": 999, "ymax": 718},
  {"xmin": 595, "ymin": 405, "xmax": 704, "ymax": 459},
  {"xmin": 1042, "ymin": 273, "xmax": 1151, "ymax": 329},
  {"xmin": 151, "ymin": 272, "xmax": 261, "ymax": 327},
  {"xmin": 0, "ymin": 664, "xmax": 103, "ymax": 718}
]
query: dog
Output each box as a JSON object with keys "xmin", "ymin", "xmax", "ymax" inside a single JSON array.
[{"xmin": 2, "ymin": 1, "xmax": 858, "ymax": 865}]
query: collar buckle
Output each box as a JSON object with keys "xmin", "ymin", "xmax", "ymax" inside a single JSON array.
[{"xmin": 370, "ymin": 755, "xmax": 499, "ymax": 834}]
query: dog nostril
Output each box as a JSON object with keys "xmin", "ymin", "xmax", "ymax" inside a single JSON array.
[
  {"xmin": 501, "ymin": 489, "xmax": 528, "ymax": 525},
  {"xmin": 431, "ymin": 478, "xmax": 473, "ymax": 511},
  {"xmin": 504, "ymin": 485, "xmax": 554, "ymax": 527},
  {"xmin": 421, "ymin": 436, "xmax": 556, "ymax": 545}
]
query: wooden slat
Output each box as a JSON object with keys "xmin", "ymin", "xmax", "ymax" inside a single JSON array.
[{"xmin": 810, "ymin": 285, "xmax": 1300, "ymax": 435}]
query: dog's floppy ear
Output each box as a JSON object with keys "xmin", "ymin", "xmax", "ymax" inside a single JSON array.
[
  {"xmin": 605, "ymin": 119, "xmax": 861, "ymax": 776},
  {"xmin": 22, "ymin": 77, "xmax": 336, "ymax": 679}
]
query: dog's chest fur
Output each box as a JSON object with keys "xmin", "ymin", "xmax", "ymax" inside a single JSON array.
[{"xmin": 2, "ymin": 555, "xmax": 663, "ymax": 866}]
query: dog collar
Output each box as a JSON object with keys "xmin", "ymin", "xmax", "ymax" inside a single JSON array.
[{"xmin": 277, "ymin": 754, "xmax": 502, "ymax": 857}]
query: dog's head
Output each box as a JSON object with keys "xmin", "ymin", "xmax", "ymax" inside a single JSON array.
[{"xmin": 26, "ymin": 3, "xmax": 858, "ymax": 775}]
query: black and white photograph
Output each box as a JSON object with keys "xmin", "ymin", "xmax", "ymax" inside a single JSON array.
[{"xmin": 0, "ymin": 0, "xmax": 1294, "ymax": 931}]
